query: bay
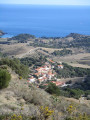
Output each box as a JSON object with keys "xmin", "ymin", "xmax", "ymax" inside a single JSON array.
[{"xmin": 0, "ymin": 4, "xmax": 90, "ymax": 37}]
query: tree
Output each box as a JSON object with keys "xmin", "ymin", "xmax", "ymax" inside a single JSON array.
[{"xmin": 46, "ymin": 82, "xmax": 60, "ymax": 96}]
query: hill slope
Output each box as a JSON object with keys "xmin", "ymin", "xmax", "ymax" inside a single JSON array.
[{"xmin": 0, "ymin": 67, "xmax": 90, "ymax": 120}]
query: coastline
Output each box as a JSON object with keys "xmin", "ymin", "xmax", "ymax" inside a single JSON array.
[{"xmin": 1, "ymin": 31, "xmax": 90, "ymax": 38}]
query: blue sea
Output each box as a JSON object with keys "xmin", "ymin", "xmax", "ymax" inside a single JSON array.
[{"xmin": 0, "ymin": 4, "xmax": 90, "ymax": 38}]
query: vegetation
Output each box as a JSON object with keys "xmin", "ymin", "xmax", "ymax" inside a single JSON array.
[
  {"xmin": 0, "ymin": 68, "xmax": 11, "ymax": 89},
  {"xmin": 20, "ymin": 56, "xmax": 47, "ymax": 68},
  {"xmin": 54, "ymin": 63, "xmax": 90, "ymax": 78},
  {"xmin": 52, "ymin": 49, "xmax": 72, "ymax": 56},
  {"xmin": 30, "ymin": 33, "xmax": 90, "ymax": 51},
  {"xmin": 67, "ymin": 33, "xmax": 90, "ymax": 48},
  {"xmin": 39, "ymin": 106, "xmax": 54, "ymax": 120},
  {"xmin": 0, "ymin": 52, "xmax": 2, "ymax": 57},
  {"xmin": 46, "ymin": 82, "xmax": 60, "ymax": 96},
  {"xmin": 0, "ymin": 106, "xmax": 90, "ymax": 120},
  {"xmin": 0, "ymin": 106, "xmax": 54, "ymax": 120},
  {"xmin": 45, "ymin": 82, "xmax": 84, "ymax": 99},
  {"xmin": 66, "ymin": 76, "xmax": 90, "ymax": 99},
  {"xmin": 44, "ymin": 76, "xmax": 90, "ymax": 99},
  {"xmin": 0, "ymin": 58, "xmax": 29, "ymax": 78},
  {"xmin": 0, "ymin": 49, "xmax": 4, "ymax": 57},
  {"xmin": 66, "ymin": 104, "xmax": 90, "ymax": 120},
  {"xmin": 30, "ymin": 40, "xmax": 63, "ymax": 48},
  {"xmin": 56, "ymin": 76, "xmax": 90, "ymax": 99},
  {"xmin": 60, "ymin": 88, "xmax": 84, "ymax": 99},
  {"xmin": 8, "ymin": 34, "xmax": 35, "ymax": 43},
  {"xmin": 73, "ymin": 76, "xmax": 90, "ymax": 91},
  {"xmin": 0, "ymin": 69, "xmax": 90, "ymax": 119}
]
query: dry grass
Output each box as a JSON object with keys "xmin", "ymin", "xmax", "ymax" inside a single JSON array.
[
  {"xmin": 41, "ymin": 48, "xmax": 63, "ymax": 53},
  {"xmin": 53, "ymin": 53, "xmax": 90, "ymax": 68},
  {"xmin": 0, "ymin": 43, "xmax": 34, "ymax": 57}
]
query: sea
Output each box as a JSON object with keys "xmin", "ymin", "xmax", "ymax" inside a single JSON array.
[{"xmin": 0, "ymin": 4, "xmax": 90, "ymax": 38}]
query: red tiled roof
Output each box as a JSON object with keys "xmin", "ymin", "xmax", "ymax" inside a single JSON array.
[
  {"xmin": 49, "ymin": 59, "xmax": 55, "ymax": 63},
  {"xmin": 58, "ymin": 65, "xmax": 63, "ymax": 66},
  {"xmin": 51, "ymin": 81, "xmax": 64, "ymax": 86}
]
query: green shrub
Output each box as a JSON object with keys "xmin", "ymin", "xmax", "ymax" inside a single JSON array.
[
  {"xmin": 54, "ymin": 63, "xmax": 90, "ymax": 78},
  {"xmin": 0, "ymin": 69, "xmax": 11, "ymax": 89},
  {"xmin": 0, "ymin": 58, "xmax": 29, "ymax": 78},
  {"xmin": 52, "ymin": 49, "xmax": 72, "ymax": 56}
]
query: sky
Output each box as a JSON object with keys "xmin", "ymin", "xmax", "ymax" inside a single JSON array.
[{"xmin": 0, "ymin": 0, "xmax": 90, "ymax": 5}]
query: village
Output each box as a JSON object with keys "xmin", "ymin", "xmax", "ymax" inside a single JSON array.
[{"xmin": 27, "ymin": 59, "xmax": 66, "ymax": 88}]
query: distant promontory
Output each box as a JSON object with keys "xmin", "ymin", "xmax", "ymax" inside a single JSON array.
[{"xmin": 0, "ymin": 30, "xmax": 5, "ymax": 36}]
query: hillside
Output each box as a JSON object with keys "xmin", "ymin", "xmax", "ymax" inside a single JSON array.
[
  {"xmin": 0, "ymin": 66, "xmax": 90, "ymax": 120},
  {"xmin": 8, "ymin": 34, "xmax": 35, "ymax": 43},
  {"xmin": 28, "ymin": 33, "xmax": 90, "ymax": 50},
  {"xmin": 66, "ymin": 33, "xmax": 87, "ymax": 39},
  {"xmin": 1, "ymin": 33, "xmax": 89, "ymax": 50}
]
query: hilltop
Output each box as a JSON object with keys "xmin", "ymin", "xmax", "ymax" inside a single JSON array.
[{"xmin": 66, "ymin": 33, "xmax": 88, "ymax": 39}]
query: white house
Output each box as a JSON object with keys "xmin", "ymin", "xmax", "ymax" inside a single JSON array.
[
  {"xmin": 28, "ymin": 76, "xmax": 35, "ymax": 83},
  {"xmin": 58, "ymin": 65, "xmax": 63, "ymax": 69}
]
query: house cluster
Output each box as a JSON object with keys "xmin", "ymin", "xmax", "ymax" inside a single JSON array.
[
  {"xmin": 28, "ymin": 60, "xmax": 64, "ymax": 87},
  {"xmin": 35, "ymin": 62, "xmax": 56, "ymax": 83}
]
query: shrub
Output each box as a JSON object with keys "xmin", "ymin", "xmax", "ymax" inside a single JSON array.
[
  {"xmin": 0, "ymin": 69, "xmax": 11, "ymax": 89},
  {"xmin": 39, "ymin": 106, "xmax": 54, "ymax": 120},
  {"xmin": 11, "ymin": 114, "xmax": 22, "ymax": 120}
]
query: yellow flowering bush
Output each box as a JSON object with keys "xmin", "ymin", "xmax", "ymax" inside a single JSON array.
[
  {"xmin": 10, "ymin": 114, "xmax": 22, "ymax": 120},
  {"xmin": 66, "ymin": 104, "xmax": 76, "ymax": 115},
  {"xmin": 40, "ymin": 106, "xmax": 54, "ymax": 119}
]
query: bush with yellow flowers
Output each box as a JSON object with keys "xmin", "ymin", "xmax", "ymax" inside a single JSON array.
[
  {"xmin": 19, "ymin": 76, "xmax": 22, "ymax": 80},
  {"xmin": 66, "ymin": 104, "xmax": 90, "ymax": 120},
  {"xmin": 10, "ymin": 114, "xmax": 22, "ymax": 120},
  {"xmin": 66, "ymin": 104, "xmax": 76, "ymax": 115},
  {"xmin": 39, "ymin": 106, "xmax": 54, "ymax": 120}
]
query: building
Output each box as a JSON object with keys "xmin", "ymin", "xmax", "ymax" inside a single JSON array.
[
  {"xmin": 51, "ymin": 81, "xmax": 64, "ymax": 86},
  {"xmin": 28, "ymin": 76, "xmax": 35, "ymax": 83},
  {"xmin": 38, "ymin": 76, "xmax": 47, "ymax": 83},
  {"xmin": 58, "ymin": 65, "xmax": 63, "ymax": 69},
  {"xmin": 47, "ymin": 70, "xmax": 55, "ymax": 80}
]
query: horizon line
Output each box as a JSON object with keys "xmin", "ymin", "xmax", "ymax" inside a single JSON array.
[{"xmin": 0, "ymin": 3, "xmax": 90, "ymax": 6}]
